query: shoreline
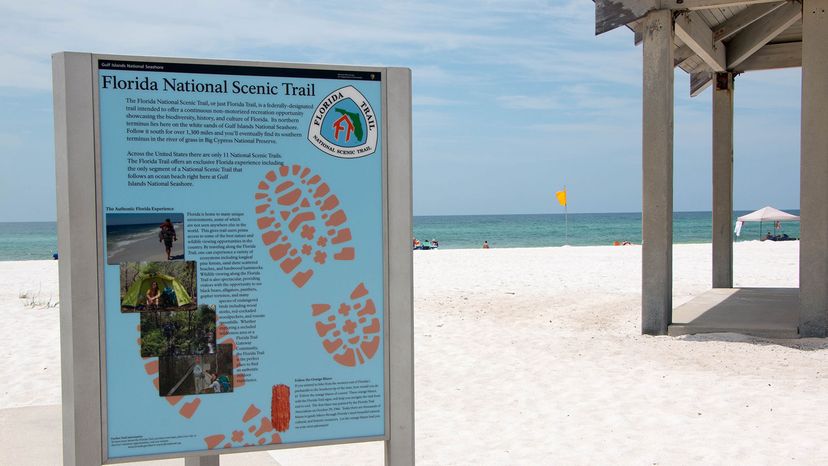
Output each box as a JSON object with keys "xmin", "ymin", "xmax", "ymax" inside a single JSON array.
[{"xmin": 0, "ymin": 238, "xmax": 799, "ymax": 262}]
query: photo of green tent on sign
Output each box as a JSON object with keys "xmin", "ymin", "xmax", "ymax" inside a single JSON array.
[{"xmin": 120, "ymin": 261, "xmax": 197, "ymax": 313}]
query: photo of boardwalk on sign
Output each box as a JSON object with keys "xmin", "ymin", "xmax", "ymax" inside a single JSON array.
[{"xmin": 159, "ymin": 344, "xmax": 234, "ymax": 397}]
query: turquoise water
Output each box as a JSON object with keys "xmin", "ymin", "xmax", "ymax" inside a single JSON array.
[
  {"xmin": 0, "ymin": 211, "xmax": 801, "ymax": 260},
  {"xmin": 0, "ymin": 222, "xmax": 59, "ymax": 261},
  {"xmin": 412, "ymin": 211, "xmax": 801, "ymax": 249}
]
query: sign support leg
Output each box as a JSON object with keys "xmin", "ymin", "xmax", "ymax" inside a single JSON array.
[
  {"xmin": 185, "ymin": 455, "xmax": 219, "ymax": 466},
  {"xmin": 384, "ymin": 68, "xmax": 415, "ymax": 466},
  {"xmin": 53, "ymin": 51, "xmax": 105, "ymax": 466}
]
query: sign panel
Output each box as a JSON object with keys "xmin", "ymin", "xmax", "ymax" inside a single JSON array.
[{"xmin": 95, "ymin": 58, "xmax": 386, "ymax": 459}]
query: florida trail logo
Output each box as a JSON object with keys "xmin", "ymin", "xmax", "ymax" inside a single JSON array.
[{"xmin": 308, "ymin": 86, "xmax": 378, "ymax": 159}]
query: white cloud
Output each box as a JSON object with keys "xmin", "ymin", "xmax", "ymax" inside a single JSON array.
[
  {"xmin": 0, "ymin": 132, "xmax": 24, "ymax": 147},
  {"xmin": 413, "ymin": 95, "xmax": 461, "ymax": 106},
  {"xmin": 0, "ymin": 0, "xmax": 643, "ymax": 93},
  {"xmin": 497, "ymin": 94, "xmax": 560, "ymax": 110},
  {"xmin": 0, "ymin": 0, "xmax": 558, "ymax": 90},
  {"xmin": 1, "ymin": 0, "xmax": 803, "ymax": 216},
  {"xmin": 412, "ymin": 66, "xmax": 456, "ymax": 84}
]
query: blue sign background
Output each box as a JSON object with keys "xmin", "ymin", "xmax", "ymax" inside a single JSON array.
[{"xmin": 98, "ymin": 63, "xmax": 384, "ymax": 458}]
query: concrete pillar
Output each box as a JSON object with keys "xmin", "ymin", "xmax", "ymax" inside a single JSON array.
[
  {"xmin": 800, "ymin": 0, "xmax": 828, "ymax": 337},
  {"xmin": 712, "ymin": 72, "xmax": 734, "ymax": 288},
  {"xmin": 641, "ymin": 9, "xmax": 674, "ymax": 335}
]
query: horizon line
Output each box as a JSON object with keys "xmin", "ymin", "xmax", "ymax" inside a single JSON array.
[
  {"xmin": 412, "ymin": 208, "xmax": 802, "ymax": 217},
  {"xmin": 2, "ymin": 207, "xmax": 804, "ymax": 223}
]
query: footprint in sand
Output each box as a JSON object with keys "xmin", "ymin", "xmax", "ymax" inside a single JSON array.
[
  {"xmin": 254, "ymin": 165, "xmax": 355, "ymax": 288},
  {"xmin": 311, "ymin": 282, "xmax": 381, "ymax": 367}
]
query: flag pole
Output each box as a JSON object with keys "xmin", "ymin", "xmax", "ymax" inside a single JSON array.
[
  {"xmin": 564, "ymin": 185, "xmax": 568, "ymax": 244},
  {"xmin": 554, "ymin": 186, "xmax": 568, "ymax": 245}
]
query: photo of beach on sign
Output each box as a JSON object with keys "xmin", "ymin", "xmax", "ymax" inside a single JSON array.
[{"xmin": 106, "ymin": 213, "xmax": 184, "ymax": 264}]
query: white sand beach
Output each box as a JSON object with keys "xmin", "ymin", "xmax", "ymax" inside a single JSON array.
[{"xmin": 4, "ymin": 241, "xmax": 828, "ymax": 465}]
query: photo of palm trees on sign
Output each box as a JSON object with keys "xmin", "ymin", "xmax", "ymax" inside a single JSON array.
[
  {"xmin": 139, "ymin": 305, "xmax": 217, "ymax": 358},
  {"xmin": 120, "ymin": 261, "xmax": 197, "ymax": 312}
]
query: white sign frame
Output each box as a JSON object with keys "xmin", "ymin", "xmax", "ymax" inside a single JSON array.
[{"xmin": 53, "ymin": 52, "xmax": 413, "ymax": 466}]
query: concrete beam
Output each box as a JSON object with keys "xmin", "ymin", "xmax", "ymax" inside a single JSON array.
[
  {"xmin": 726, "ymin": 2, "xmax": 802, "ymax": 69},
  {"xmin": 632, "ymin": 18, "xmax": 645, "ymax": 44},
  {"xmin": 712, "ymin": 72, "xmax": 734, "ymax": 288},
  {"xmin": 691, "ymin": 69, "xmax": 714, "ymax": 96},
  {"xmin": 642, "ymin": 9, "xmax": 674, "ymax": 335},
  {"xmin": 674, "ymin": 45, "xmax": 697, "ymax": 67},
  {"xmin": 712, "ymin": 2, "xmax": 787, "ymax": 41},
  {"xmin": 675, "ymin": 11, "xmax": 727, "ymax": 71},
  {"xmin": 661, "ymin": 0, "xmax": 784, "ymax": 9},
  {"xmin": 734, "ymin": 42, "xmax": 802, "ymax": 72},
  {"xmin": 596, "ymin": 0, "xmax": 786, "ymax": 35},
  {"xmin": 799, "ymin": 0, "xmax": 828, "ymax": 337},
  {"xmin": 596, "ymin": 0, "xmax": 658, "ymax": 35}
]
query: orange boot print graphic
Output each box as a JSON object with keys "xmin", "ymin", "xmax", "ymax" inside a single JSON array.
[
  {"xmin": 311, "ymin": 282, "xmax": 381, "ymax": 367},
  {"xmin": 255, "ymin": 165, "xmax": 355, "ymax": 288}
]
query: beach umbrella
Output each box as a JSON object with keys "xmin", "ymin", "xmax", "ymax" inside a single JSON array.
[{"xmin": 734, "ymin": 206, "xmax": 800, "ymax": 238}]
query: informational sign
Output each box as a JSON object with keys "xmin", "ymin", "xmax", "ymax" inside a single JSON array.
[{"xmin": 94, "ymin": 59, "xmax": 387, "ymax": 459}]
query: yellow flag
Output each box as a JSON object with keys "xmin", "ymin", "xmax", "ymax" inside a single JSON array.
[{"xmin": 555, "ymin": 189, "xmax": 567, "ymax": 206}]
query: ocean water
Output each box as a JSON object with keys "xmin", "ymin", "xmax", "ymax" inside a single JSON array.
[
  {"xmin": 0, "ymin": 222, "xmax": 59, "ymax": 261},
  {"xmin": 414, "ymin": 211, "xmax": 801, "ymax": 249},
  {"xmin": 0, "ymin": 211, "xmax": 801, "ymax": 260}
]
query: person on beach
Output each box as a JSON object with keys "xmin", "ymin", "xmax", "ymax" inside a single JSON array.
[
  {"xmin": 159, "ymin": 219, "xmax": 178, "ymax": 260},
  {"xmin": 483, "ymin": 240, "xmax": 490, "ymax": 249},
  {"xmin": 146, "ymin": 281, "xmax": 161, "ymax": 308}
]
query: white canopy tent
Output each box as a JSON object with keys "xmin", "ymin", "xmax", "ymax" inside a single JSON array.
[{"xmin": 735, "ymin": 206, "xmax": 800, "ymax": 237}]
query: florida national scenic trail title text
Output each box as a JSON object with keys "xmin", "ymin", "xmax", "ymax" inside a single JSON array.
[{"xmin": 101, "ymin": 75, "xmax": 316, "ymax": 97}]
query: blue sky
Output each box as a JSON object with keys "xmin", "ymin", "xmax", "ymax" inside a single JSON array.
[{"xmin": 0, "ymin": 0, "xmax": 801, "ymax": 221}]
